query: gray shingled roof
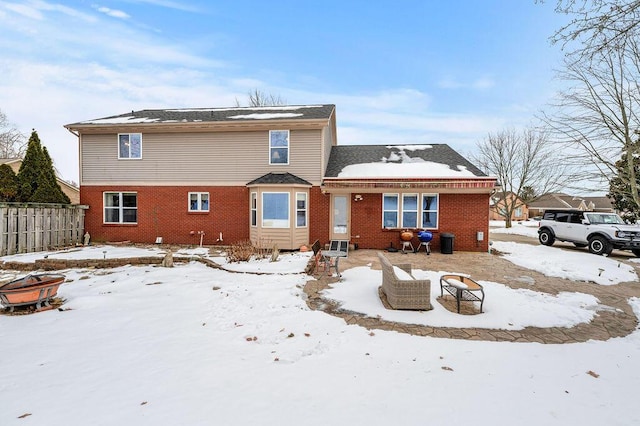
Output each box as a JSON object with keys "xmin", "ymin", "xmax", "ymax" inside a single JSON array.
[
  {"xmin": 323, "ymin": 144, "xmax": 487, "ymax": 178},
  {"xmin": 528, "ymin": 193, "xmax": 614, "ymax": 210},
  {"xmin": 68, "ymin": 104, "xmax": 335, "ymax": 126},
  {"xmin": 247, "ymin": 172, "xmax": 311, "ymax": 186}
]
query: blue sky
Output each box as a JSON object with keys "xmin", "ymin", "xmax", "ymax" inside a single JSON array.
[{"xmin": 0, "ymin": 0, "xmax": 569, "ymax": 182}]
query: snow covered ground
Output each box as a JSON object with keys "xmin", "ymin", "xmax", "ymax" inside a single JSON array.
[{"xmin": 0, "ymin": 235, "xmax": 639, "ymax": 425}]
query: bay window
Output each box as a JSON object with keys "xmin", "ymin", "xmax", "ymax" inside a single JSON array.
[
  {"xmin": 296, "ymin": 192, "xmax": 307, "ymax": 227},
  {"xmin": 262, "ymin": 192, "xmax": 289, "ymax": 228}
]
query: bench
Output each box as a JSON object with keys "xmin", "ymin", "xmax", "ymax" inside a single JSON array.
[
  {"xmin": 378, "ymin": 252, "xmax": 432, "ymax": 310},
  {"xmin": 439, "ymin": 274, "xmax": 485, "ymax": 313}
]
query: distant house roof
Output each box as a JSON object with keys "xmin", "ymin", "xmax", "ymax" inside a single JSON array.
[
  {"xmin": 528, "ymin": 193, "xmax": 614, "ymax": 211},
  {"xmin": 247, "ymin": 172, "xmax": 311, "ymax": 186},
  {"xmin": 66, "ymin": 105, "xmax": 335, "ymax": 127},
  {"xmin": 324, "ymin": 144, "xmax": 487, "ymax": 179}
]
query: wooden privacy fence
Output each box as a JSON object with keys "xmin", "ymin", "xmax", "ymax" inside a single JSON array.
[{"xmin": 0, "ymin": 204, "xmax": 88, "ymax": 256}]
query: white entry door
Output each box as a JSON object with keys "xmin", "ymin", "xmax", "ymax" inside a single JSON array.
[{"xmin": 330, "ymin": 194, "xmax": 350, "ymax": 241}]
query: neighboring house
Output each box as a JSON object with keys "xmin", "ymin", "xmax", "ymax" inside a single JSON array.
[
  {"xmin": 65, "ymin": 105, "xmax": 497, "ymax": 252},
  {"xmin": 489, "ymin": 191, "xmax": 528, "ymax": 221},
  {"xmin": 527, "ymin": 193, "xmax": 615, "ymax": 218},
  {"xmin": 0, "ymin": 158, "xmax": 80, "ymax": 204}
]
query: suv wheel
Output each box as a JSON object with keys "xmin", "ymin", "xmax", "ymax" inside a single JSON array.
[
  {"xmin": 588, "ymin": 236, "xmax": 613, "ymax": 256},
  {"xmin": 539, "ymin": 229, "xmax": 555, "ymax": 246}
]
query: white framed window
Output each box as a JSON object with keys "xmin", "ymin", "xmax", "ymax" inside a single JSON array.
[
  {"xmin": 421, "ymin": 194, "xmax": 438, "ymax": 228},
  {"xmin": 269, "ymin": 130, "xmax": 289, "ymax": 165},
  {"xmin": 188, "ymin": 192, "xmax": 209, "ymax": 212},
  {"xmin": 250, "ymin": 192, "xmax": 257, "ymax": 227},
  {"xmin": 514, "ymin": 207, "xmax": 522, "ymax": 217},
  {"xmin": 402, "ymin": 194, "xmax": 418, "ymax": 228},
  {"xmin": 262, "ymin": 192, "xmax": 289, "ymax": 228},
  {"xmin": 381, "ymin": 193, "xmax": 440, "ymax": 229},
  {"xmin": 118, "ymin": 133, "xmax": 142, "ymax": 159},
  {"xmin": 296, "ymin": 192, "xmax": 307, "ymax": 227},
  {"xmin": 104, "ymin": 192, "xmax": 137, "ymax": 224},
  {"xmin": 382, "ymin": 193, "xmax": 399, "ymax": 228}
]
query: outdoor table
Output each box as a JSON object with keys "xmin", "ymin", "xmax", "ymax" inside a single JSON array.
[{"xmin": 322, "ymin": 250, "xmax": 348, "ymax": 277}]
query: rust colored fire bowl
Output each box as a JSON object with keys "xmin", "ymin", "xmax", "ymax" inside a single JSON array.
[{"xmin": 0, "ymin": 273, "xmax": 66, "ymax": 313}]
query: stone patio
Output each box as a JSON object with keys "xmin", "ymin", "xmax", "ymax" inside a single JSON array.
[{"xmin": 304, "ymin": 240, "xmax": 640, "ymax": 343}]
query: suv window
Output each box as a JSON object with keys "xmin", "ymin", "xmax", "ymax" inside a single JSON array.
[
  {"xmin": 584, "ymin": 212, "xmax": 625, "ymax": 225},
  {"xmin": 570, "ymin": 213, "xmax": 583, "ymax": 224}
]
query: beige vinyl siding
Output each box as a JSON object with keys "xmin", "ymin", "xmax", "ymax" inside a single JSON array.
[
  {"xmin": 81, "ymin": 129, "xmax": 324, "ymax": 185},
  {"xmin": 252, "ymin": 228, "xmax": 307, "ymax": 251}
]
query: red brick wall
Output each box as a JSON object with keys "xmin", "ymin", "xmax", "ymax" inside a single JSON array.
[
  {"xmin": 438, "ymin": 193, "xmax": 490, "ymax": 252},
  {"xmin": 308, "ymin": 187, "xmax": 330, "ymax": 245},
  {"xmin": 81, "ymin": 186, "xmax": 250, "ymax": 245},
  {"xmin": 350, "ymin": 193, "xmax": 489, "ymax": 252},
  {"xmin": 82, "ymin": 186, "xmax": 490, "ymax": 251}
]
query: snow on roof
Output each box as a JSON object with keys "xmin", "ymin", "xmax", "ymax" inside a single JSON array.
[
  {"xmin": 385, "ymin": 144, "xmax": 433, "ymax": 151},
  {"xmin": 165, "ymin": 105, "xmax": 324, "ymax": 112},
  {"xmin": 82, "ymin": 116, "xmax": 162, "ymax": 124},
  {"xmin": 228, "ymin": 113, "xmax": 304, "ymax": 120},
  {"xmin": 337, "ymin": 146, "xmax": 476, "ymax": 178}
]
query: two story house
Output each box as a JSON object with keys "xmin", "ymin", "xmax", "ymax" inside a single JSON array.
[{"xmin": 65, "ymin": 104, "xmax": 496, "ymax": 252}]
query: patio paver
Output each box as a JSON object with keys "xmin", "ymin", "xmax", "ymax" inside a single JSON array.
[{"xmin": 304, "ymin": 247, "xmax": 640, "ymax": 344}]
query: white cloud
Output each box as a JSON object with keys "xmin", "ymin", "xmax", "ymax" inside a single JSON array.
[
  {"xmin": 96, "ymin": 6, "xmax": 130, "ymax": 19},
  {"xmin": 438, "ymin": 75, "xmax": 496, "ymax": 91},
  {"xmin": 130, "ymin": 0, "xmax": 202, "ymax": 13},
  {"xmin": 2, "ymin": 2, "xmax": 44, "ymax": 19},
  {"xmin": 472, "ymin": 77, "xmax": 495, "ymax": 90},
  {"xmin": 0, "ymin": 2, "xmax": 523, "ymax": 183}
]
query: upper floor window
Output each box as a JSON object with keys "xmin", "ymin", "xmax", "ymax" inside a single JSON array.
[
  {"xmin": 189, "ymin": 192, "xmax": 209, "ymax": 212},
  {"xmin": 269, "ymin": 130, "xmax": 289, "ymax": 165},
  {"xmin": 104, "ymin": 192, "xmax": 137, "ymax": 224},
  {"xmin": 118, "ymin": 133, "xmax": 142, "ymax": 159}
]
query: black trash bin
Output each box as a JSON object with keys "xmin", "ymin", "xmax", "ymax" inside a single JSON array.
[{"xmin": 440, "ymin": 233, "xmax": 454, "ymax": 254}]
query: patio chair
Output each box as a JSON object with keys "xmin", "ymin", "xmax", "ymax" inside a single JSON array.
[
  {"xmin": 311, "ymin": 239, "xmax": 325, "ymax": 274},
  {"xmin": 322, "ymin": 240, "xmax": 349, "ymax": 277}
]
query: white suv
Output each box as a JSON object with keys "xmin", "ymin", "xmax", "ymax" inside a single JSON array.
[{"xmin": 537, "ymin": 209, "xmax": 640, "ymax": 256}]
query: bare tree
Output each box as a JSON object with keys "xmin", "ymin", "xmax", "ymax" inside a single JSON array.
[
  {"xmin": 549, "ymin": 0, "xmax": 640, "ymax": 60},
  {"xmin": 475, "ymin": 127, "xmax": 567, "ymax": 227},
  {"xmin": 0, "ymin": 109, "xmax": 26, "ymax": 158},
  {"xmin": 235, "ymin": 89, "xmax": 286, "ymax": 107},
  {"xmin": 540, "ymin": 40, "xmax": 640, "ymax": 212}
]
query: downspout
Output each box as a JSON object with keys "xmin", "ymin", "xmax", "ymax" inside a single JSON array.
[{"xmin": 65, "ymin": 127, "xmax": 82, "ymax": 185}]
